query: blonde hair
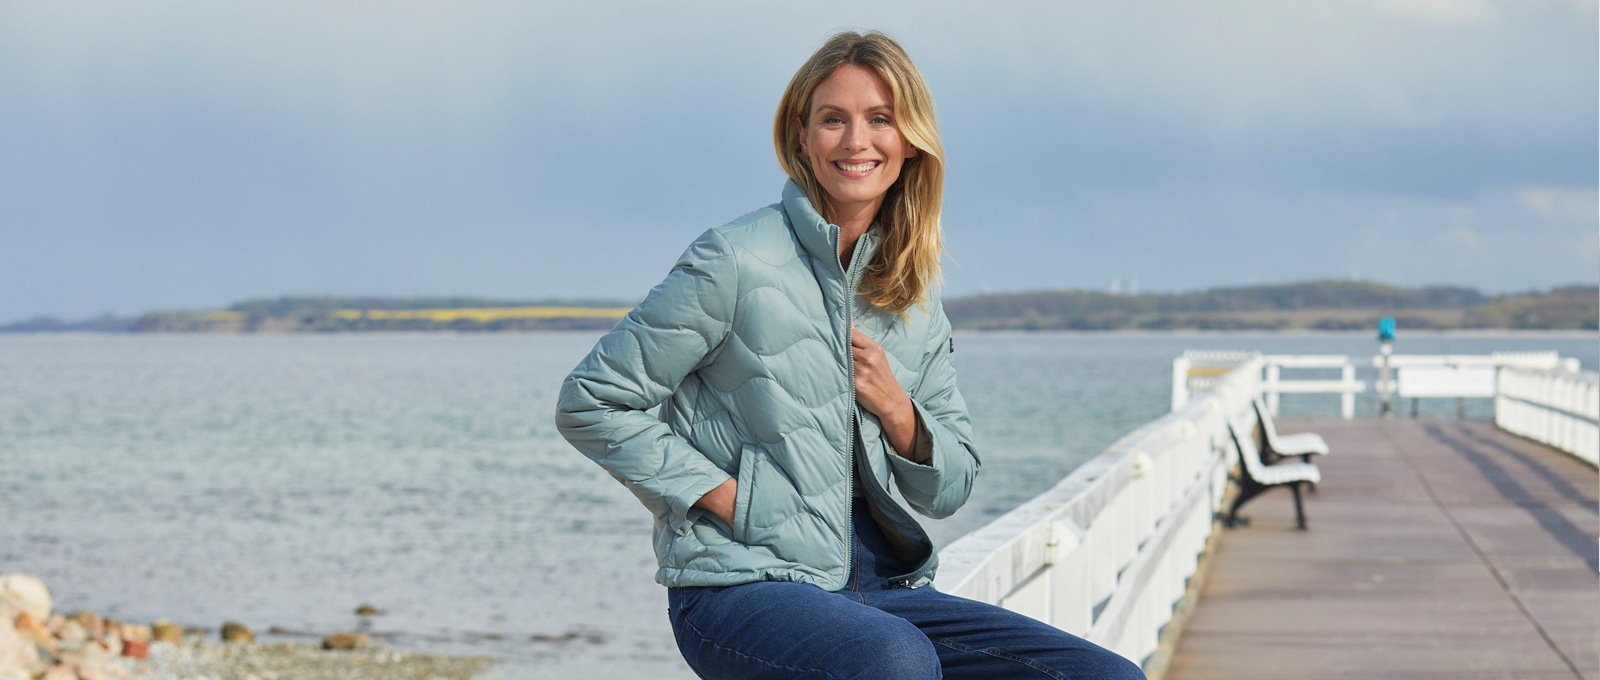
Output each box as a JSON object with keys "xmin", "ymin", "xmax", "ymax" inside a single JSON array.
[{"xmin": 774, "ymin": 30, "xmax": 945, "ymax": 315}]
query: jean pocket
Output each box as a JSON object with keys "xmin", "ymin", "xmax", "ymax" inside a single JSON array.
[{"xmin": 668, "ymin": 587, "xmax": 694, "ymax": 619}]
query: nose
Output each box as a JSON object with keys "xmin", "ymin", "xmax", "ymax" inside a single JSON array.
[{"xmin": 841, "ymin": 120, "xmax": 870, "ymax": 153}]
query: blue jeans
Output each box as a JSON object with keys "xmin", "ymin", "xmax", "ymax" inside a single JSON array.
[{"xmin": 667, "ymin": 506, "xmax": 1146, "ymax": 679}]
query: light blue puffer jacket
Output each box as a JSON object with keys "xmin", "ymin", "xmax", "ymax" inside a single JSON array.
[{"xmin": 555, "ymin": 180, "xmax": 979, "ymax": 591}]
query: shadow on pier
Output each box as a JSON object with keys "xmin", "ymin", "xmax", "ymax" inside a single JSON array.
[{"xmin": 1167, "ymin": 418, "xmax": 1598, "ymax": 680}]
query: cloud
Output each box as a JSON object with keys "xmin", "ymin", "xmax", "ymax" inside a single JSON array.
[
  {"xmin": 1516, "ymin": 186, "xmax": 1600, "ymax": 221},
  {"xmin": 1377, "ymin": 0, "xmax": 1500, "ymax": 24},
  {"xmin": 940, "ymin": 183, "xmax": 1597, "ymax": 296},
  {"xmin": 0, "ymin": 1, "xmax": 1593, "ymax": 320}
]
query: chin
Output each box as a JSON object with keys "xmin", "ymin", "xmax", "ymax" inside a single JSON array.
[{"xmin": 829, "ymin": 184, "xmax": 891, "ymax": 205}]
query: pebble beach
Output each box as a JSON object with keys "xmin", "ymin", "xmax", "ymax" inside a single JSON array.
[{"xmin": 0, "ymin": 574, "xmax": 493, "ymax": 680}]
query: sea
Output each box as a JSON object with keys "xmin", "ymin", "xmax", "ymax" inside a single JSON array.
[{"xmin": 1, "ymin": 332, "xmax": 1593, "ymax": 678}]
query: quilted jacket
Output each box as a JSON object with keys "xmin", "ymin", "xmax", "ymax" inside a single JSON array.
[{"xmin": 554, "ymin": 180, "xmax": 980, "ymax": 591}]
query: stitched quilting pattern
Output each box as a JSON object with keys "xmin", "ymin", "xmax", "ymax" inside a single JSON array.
[{"xmin": 556, "ymin": 181, "xmax": 979, "ymax": 591}]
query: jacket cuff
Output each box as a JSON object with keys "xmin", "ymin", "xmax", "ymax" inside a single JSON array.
[
  {"xmin": 911, "ymin": 407, "xmax": 935, "ymax": 465},
  {"xmin": 886, "ymin": 401, "xmax": 944, "ymax": 498}
]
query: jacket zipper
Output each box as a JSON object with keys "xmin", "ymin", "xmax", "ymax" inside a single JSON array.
[{"xmin": 840, "ymin": 231, "xmax": 867, "ymax": 590}]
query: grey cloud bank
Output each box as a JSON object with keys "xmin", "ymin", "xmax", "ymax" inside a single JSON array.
[{"xmin": 2, "ymin": 0, "xmax": 1595, "ymax": 321}]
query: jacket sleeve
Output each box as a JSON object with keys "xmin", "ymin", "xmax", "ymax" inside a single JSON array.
[
  {"xmin": 885, "ymin": 297, "xmax": 980, "ymax": 519},
  {"xmin": 554, "ymin": 228, "xmax": 738, "ymax": 535}
]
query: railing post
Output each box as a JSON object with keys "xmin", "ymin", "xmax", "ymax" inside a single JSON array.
[
  {"xmin": 1341, "ymin": 363, "xmax": 1355, "ymax": 419},
  {"xmin": 1265, "ymin": 362, "xmax": 1280, "ymax": 416},
  {"xmin": 1172, "ymin": 357, "xmax": 1192, "ymax": 412}
]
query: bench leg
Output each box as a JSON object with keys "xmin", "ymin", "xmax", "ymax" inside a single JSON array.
[
  {"xmin": 1291, "ymin": 482, "xmax": 1307, "ymax": 531},
  {"xmin": 1226, "ymin": 478, "xmax": 1266, "ymax": 528}
]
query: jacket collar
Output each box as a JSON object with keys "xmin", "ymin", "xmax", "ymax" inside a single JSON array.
[{"xmin": 781, "ymin": 179, "xmax": 882, "ymax": 276}]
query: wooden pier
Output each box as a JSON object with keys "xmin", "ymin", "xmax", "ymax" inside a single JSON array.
[{"xmin": 1166, "ymin": 418, "xmax": 1598, "ymax": 680}]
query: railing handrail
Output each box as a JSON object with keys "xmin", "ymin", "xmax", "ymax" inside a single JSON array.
[
  {"xmin": 1369, "ymin": 351, "xmax": 1568, "ymax": 369},
  {"xmin": 1178, "ymin": 353, "xmax": 1583, "ymax": 421},
  {"xmin": 1261, "ymin": 354, "xmax": 1351, "ymax": 368},
  {"xmin": 1500, "ymin": 365, "xmax": 1599, "ymax": 385}
]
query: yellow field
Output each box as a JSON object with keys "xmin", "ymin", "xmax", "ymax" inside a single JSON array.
[{"xmin": 328, "ymin": 307, "xmax": 633, "ymax": 322}]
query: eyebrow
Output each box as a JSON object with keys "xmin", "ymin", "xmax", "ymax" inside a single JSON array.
[{"xmin": 812, "ymin": 104, "xmax": 894, "ymax": 115}]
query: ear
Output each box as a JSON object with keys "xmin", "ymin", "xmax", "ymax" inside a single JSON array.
[
  {"xmin": 904, "ymin": 144, "xmax": 919, "ymax": 160},
  {"xmin": 796, "ymin": 116, "xmax": 808, "ymax": 153}
]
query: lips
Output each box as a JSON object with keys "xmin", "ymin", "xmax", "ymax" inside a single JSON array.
[{"xmin": 832, "ymin": 159, "xmax": 881, "ymax": 177}]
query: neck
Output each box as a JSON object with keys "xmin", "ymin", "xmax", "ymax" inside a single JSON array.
[{"xmin": 831, "ymin": 197, "xmax": 882, "ymax": 268}]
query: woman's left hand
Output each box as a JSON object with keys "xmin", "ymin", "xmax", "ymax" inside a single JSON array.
[{"xmin": 851, "ymin": 326, "xmax": 918, "ymax": 459}]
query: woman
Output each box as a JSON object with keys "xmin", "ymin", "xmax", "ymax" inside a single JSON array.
[{"xmin": 556, "ymin": 31, "xmax": 1144, "ymax": 680}]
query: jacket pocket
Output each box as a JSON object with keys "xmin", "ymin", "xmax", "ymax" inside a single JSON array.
[{"xmin": 731, "ymin": 444, "xmax": 758, "ymax": 544}]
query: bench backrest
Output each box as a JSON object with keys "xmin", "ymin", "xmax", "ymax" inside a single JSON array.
[
  {"xmin": 1252, "ymin": 396, "xmax": 1281, "ymax": 449},
  {"xmin": 1227, "ymin": 415, "xmax": 1271, "ymax": 484}
]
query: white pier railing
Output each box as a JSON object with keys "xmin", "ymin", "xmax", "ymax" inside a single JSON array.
[
  {"xmin": 1261, "ymin": 355, "xmax": 1363, "ymax": 419},
  {"xmin": 1495, "ymin": 366, "xmax": 1600, "ymax": 466},
  {"xmin": 937, "ymin": 354, "xmax": 1261, "ymax": 667},
  {"xmin": 1175, "ymin": 351, "xmax": 1584, "ymax": 421},
  {"xmin": 938, "ymin": 347, "xmax": 1590, "ymax": 669},
  {"xmin": 1173, "ymin": 352, "xmax": 1362, "ymax": 418}
]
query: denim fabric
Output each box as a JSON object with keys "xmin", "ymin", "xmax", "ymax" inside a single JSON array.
[{"xmin": 667, "ymin": 506, "xmax": 1146, "ymax": 680}]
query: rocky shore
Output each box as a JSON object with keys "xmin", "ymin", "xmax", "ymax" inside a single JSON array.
[{"xmin": 0, "ymin": 574, "xmax": 494, "ymax": 680}]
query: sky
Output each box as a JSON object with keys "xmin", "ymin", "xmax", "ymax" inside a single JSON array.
[{"xmin": 2, "ymin": 0, "xmax": 1596, "ymax": 321}]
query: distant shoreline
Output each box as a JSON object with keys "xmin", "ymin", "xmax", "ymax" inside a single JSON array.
[
  {"xmin": 4, "ymin": 328, "xmax": 1595, "ymax": 338},
  {"xmin": 6, "ymin": 280, "xmax": 1596, "ymax": 333}
]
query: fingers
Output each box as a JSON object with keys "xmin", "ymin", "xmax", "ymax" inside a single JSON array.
[{"xmin": 850, "ymin": 327, "xmax": 870, "ymax": 348}]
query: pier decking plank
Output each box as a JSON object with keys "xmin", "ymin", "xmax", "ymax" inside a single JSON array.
[{"xmin": 1165, "ymin": 418, "xmax": 1597, "ymax": 680}]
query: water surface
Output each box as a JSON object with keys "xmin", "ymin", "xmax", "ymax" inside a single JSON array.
[{"xmin": 1, "ymin": 332, "xmax": 1591, "ymax": 678}]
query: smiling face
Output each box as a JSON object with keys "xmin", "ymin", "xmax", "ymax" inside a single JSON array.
[{"xmin": 799, "ymin": 64, "xmax": 918, "ymax": 227}]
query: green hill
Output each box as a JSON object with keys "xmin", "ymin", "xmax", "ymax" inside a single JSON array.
[{"xmin": 942, "ymin": 281, "xmax": 1597, "ymax": 331}]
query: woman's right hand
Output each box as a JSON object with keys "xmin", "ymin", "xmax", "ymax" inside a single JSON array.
[{"xmin": 695, "ymin": 478, "xmax": 738, "ymax": 527}]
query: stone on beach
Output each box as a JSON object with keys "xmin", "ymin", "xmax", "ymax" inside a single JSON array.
[
  {"xmin": 100, "ymin": 631, "xmax": 123, "ymax": 657},
  {"xmin": 353, "ymin": 604, "xmax": 380, "ymax": 616},
  {"xmin": 0, "ymin": 574, "xmax": 51, "ymax": 623},
  {"xmin": 0, "ymin": 615, "xmax": 40, "ymax": 678},
  {"xmin": 321, "ymin": 633, "xmax": 369, "ymax": 650},
  {"xmin": 149, "ymin": 621, "xmax": 182, "ymax": 645},
  {"xmin": 119, "ymin": 639, "xmax": 147, "ymax": 661},
  {"xmin": 59, "ymin": 640, "xmax": 108, "ymax": 673},
  {"xmin": 221, "ymin": 621, "xmax": 255, "ymax": 643},
  {"xmin": 118, "ymin": 624, "xmax": 149, "ymax": 644},
  {"xmin": 13, "ymin": 613, "xmax": 55, "ymax": 653},
  {"xmin": 43, "ymin": 614, "xmax": 65, "ymax": 637},
  {"xmin": 57, "ymin": 620, "xmax": 88, "ymax": 648},
  {"xmin": 36, "ymin": 666, "xmax": 74, "ymax": 680},
  {"xmin": 70, "ymin": 612, "xmax": 105, "ymax": 638}
]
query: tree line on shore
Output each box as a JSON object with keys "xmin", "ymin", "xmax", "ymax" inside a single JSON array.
[
  {"xmin": 942, "ymin": 281, "xmax": 1599, "ymax": 331},
  {"xmin": 4, "ymin": 281, "xmax": 1596, "ymax": 333}
]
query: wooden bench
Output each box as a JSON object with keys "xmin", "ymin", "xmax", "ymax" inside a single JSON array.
[{"xmin": 1225, "ymin": 416, "xmax": 1320, "ymax": 530}]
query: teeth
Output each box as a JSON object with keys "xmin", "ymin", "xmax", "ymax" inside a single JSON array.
[{"xmin": 836, "ymin": 161, "xmax": 878, "ymax": 172}]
